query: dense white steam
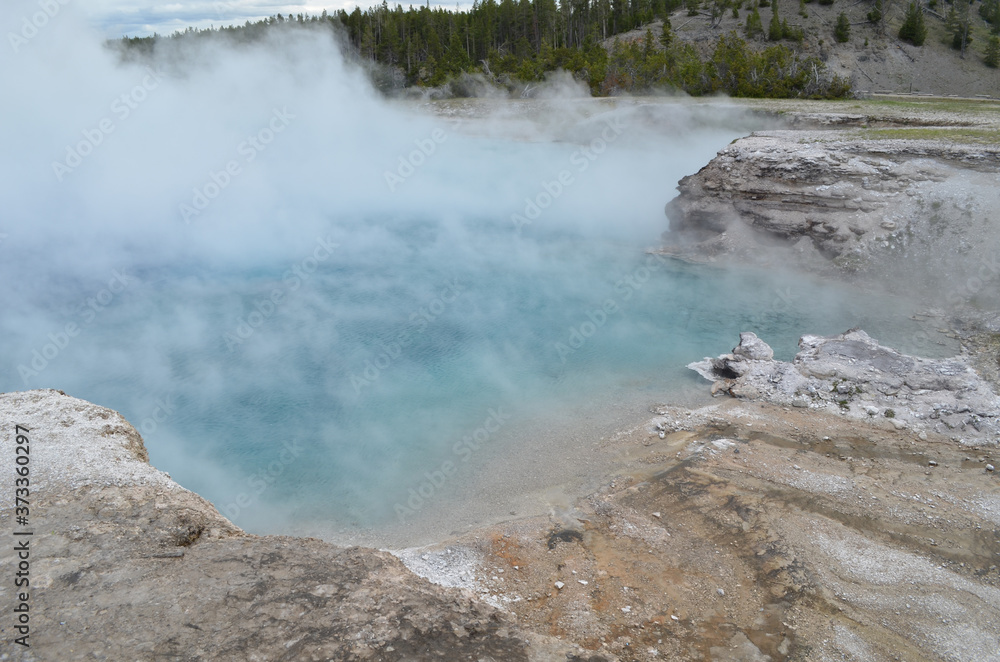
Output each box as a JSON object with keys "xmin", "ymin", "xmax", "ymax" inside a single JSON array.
[{"xmin": 2, "ymin": 2, "xmax": 829, "ymax": 544}]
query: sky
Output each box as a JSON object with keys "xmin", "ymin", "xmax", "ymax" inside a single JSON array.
[{"xmin": 11, "ymin": 0, "xmax": 473, "ymax": 39}]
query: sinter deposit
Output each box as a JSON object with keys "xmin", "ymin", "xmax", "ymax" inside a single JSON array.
[{"xmin": 690, "ymin": 329, "xmax": 1000, "ymax": 447}]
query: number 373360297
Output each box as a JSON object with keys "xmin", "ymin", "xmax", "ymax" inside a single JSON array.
[{"xmin": 15, "ymin": 425, "xmax": 30, "ymax": 517}]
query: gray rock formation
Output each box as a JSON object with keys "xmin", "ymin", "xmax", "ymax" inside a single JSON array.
[
  {"xmin": 0, "ymin": 389, "xmax": 575, "ymax": 661},
  {"xmin": 661, "ymin": 130, "xmax": 1000, "ymax": 306},
  {"xmin": 690, "ymin": 329, "xmax": 1000, "ymax": 446},
  {"xmin": 731, "ymin": 331, "xmax": 774, "ymax": 361}
]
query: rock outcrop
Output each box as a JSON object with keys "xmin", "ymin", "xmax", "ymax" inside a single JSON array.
[
  {"xmin": 2, "ymin": 378, "xmax": 999, "ymax": 662},
  {"xmin": 0, "ymin": 389, "xmax": 578, "ymax": 661},
  {"xmin": 690, "ymin": 329, "xmax": 1000, "ymax": 446},
  {"xmin": 661, "ymin": 129, "xmax": 1000, "ymax": 305},
  {"xmin": 403, "ymin": 390, "xmax": 1000, "ymax": 662}
]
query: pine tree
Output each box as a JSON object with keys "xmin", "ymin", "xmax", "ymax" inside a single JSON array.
[
  {"xmin": 944, "ymin": 0, "xmax": 973, "ymax": 55},
  {"xmin": 834, "ymin": 11, "xmax": 851, "ymax": 42},
  {"xmin": 986, "ymin": 35, "xmax": 1000, "ymax": 67},
  {"xmin": 984, "ymin": 0, "xmax": 1000, "ymax": 36},
  {"xmin": 746, "ymin": 5, "xmax": 765, "ymax": 38},
  {"xmin": 661, "ymin": 17, "xmax": 674, "ymax": 48},
  {"xmin": 945, "ymin": 3, "xmax": 959, "ymax": 36},
  {"xmin": 898, "ymin": 2, "xmax": 927, "ymax": 46},
  {"xmin": 867, "ymin": 0, "xmax": 884, "ymax": 33},
  {"xmin": 951, "ymin": 0, "xmax": 973, "ymax": 57},
  {"xmin": 360, "ymin": 21, "xmax": 375, "ymax": 59},
  {"xmin": 769, "ymin": 0, "xmax": 783, "ymax": 40}
]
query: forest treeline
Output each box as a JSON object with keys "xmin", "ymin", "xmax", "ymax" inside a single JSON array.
[{"xmin": 116, "ymin": 0, "xmax": 860, "ymax": 98}]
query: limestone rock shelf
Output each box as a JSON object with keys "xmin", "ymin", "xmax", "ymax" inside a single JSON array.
[{"xmin": 0, "ymin": 389, "xmax": 576, "ymax": 661}]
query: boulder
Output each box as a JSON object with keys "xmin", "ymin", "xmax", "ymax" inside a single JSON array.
[
  {"xmin": 689, "ymin": 330, "xmax": 1000, "ymax": 446},
  {"xmin": 732, "ymin": 332, "xmax": 774, "ymax": 361}
]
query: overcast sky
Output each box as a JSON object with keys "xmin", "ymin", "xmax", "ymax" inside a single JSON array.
[{"xmin": 41, "ymin": 0, "xmax": 469, "ymax": 38}]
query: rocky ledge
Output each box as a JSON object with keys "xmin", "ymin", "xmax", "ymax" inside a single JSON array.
[
  {"xmin": 690, "ymin": 329, "xmax": 1000, "ymax": 447},
  {"xmin": 2, "ymin": 365, "xmax": 1000, "ymax": 661},
  {"xmin": 0, "ymin": 389, "xmax": 585, "ymax": 661},
  {"xmin": 661, "ymin": 129, "xmax": 1000, "ymax": 303},
  {"xmin": 387, "ymin": 330, "xmax": 1000, "ymax": 662}
]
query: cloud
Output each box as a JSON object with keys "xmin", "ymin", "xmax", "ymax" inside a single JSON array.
[{"xmin": 2, "ymin": 0, "xmax": 479, "ymax": 38}]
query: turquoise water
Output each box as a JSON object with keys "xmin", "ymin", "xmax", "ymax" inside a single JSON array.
[
  {"xmin": 0, "ymin": 64, "xmax": 949, "ymax": 541},
  {"xmin": 1, "ymin": 205, "xmax": 942, "ymax": 539}
]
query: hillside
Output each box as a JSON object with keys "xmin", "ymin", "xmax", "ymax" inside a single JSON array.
[
  {"xmin": 611, "ymin": 1, "xmax": 1000, "ymax": 97},
  {"xmin": 115, "ymin": 1, "xmax": 999, "ymax": 98}
]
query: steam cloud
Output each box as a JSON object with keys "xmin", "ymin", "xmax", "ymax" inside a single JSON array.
[{"xmin": 2, "ymin": 2, "xmax": 824, "ymax": 542}]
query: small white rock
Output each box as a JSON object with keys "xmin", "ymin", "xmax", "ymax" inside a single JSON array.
[
  {"xmin": 987, "ymin": 464, "xmax": 995, "ymax": 472},
  {"xmin": 622, "ymin": 606, "xmax": 631, "ymax": 613},
  {"xmin": 717, "ymin": 588, "xmax": 725, "ymax": 596},
  {"xmin": 578, "ymin": 580, "xmax": 588, "ymax": 586},
  {"xmin": 554, "ymin": 581, "xmax": 565, "ymax": 590},
  {"xmin": 652, "ymin": 512, "xmax": 662, "ymax": 519},
  {"xmin": 670, "ymin": 614, "xmax": 680, "ymax": 621}
]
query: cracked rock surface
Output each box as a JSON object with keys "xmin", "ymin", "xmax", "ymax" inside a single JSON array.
[
  {"xmin": 689, "ymin": 329, "xmax": 1000, "ymax": 447},
  {"xmin": 660, "ymin": 129, "xmax": 1000, "ymax": 307},
  {"xmin": 0, "ymin": 389, "xmax": 579, "ymax": 662}
]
